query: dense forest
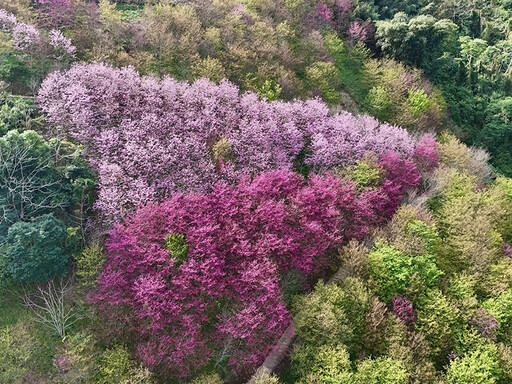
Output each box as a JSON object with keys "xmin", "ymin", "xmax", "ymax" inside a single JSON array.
[{"xmin": 2, "ymin": 0, "xmax": 512, "ymax": 383}]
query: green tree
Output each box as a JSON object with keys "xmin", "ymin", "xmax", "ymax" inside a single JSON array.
[
  {"xmin": 367, "ymin": 243, "xmax": 441, "ymax": 301},
  {"xmin": 376, "ymin": 13, "xmax": 457, "ymax": 68},
  {"xmin": 4, "ymin": 213, "xmax": 68, "ymax": 282},
  {"xmin": 352, "ymin": 357, "xmax": 408, "ymax": 384},
  {"xmin": 446, "ymin": 348, "xmax": 501, "ymax": 384},
  {"xmin": 305, "ymin": 61, "xmax": 341, "ymax": 105}
]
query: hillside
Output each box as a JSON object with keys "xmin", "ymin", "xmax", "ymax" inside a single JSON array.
[{"xmin": 1, "ymin": 1, "xmax": 512, "ymax": 383}]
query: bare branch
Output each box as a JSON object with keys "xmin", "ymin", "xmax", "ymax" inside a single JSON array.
[{"xmin": 23, "ymin": 276, "xmax": 79, "ymax": 338}]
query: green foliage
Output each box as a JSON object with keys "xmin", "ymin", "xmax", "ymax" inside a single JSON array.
[
  {"xmin": 4, "ymin": 213, "xmax": 68, "ymax": 282},
  {"xmin": 293, "ymin": 278, "xmax": 373, "ymax": 356},
  {"xmin": 376, "ymin": 13, "xmax": 458, "ymax": 69},
  {"xmin": 52, "ymin": 331, "xmax": 97, "ymax": 383},
  {"xmin": 190, "ymin": 373, "xmax": 224, "ymax": 384},
  {"xmin": 415, "ymin": 289, "xmax": 459, "ymax": 361},
  {"xmin": 247, "ymin": 77, "xmax": 282, "ymax": 101},
  {"xmin": 406, "ymin": 219, "xmax": 439, "ymax": 254},
  {"xmin": 76, "ymin": 243, "xmax": 105, "ymax": 290},
  {"xmin": 363, "ymin": 58, "xmax": 446, "ymax": 131},
  {"xmin": 481, "ymin": 96, "xmax": 512, "ymax": 176},
  {"xmin": 292, "ymin": 344, "xmax": 352, "ymax": 383},
  {"xmin": 367, "ymin": 243, "xmax": 441, "ymax": 301},
  {"xmin": 484, "ymin": 289, "xmax": 512, "ymax": 338},
  {"xmin": 480, "ymin": 258, "xmax": 512, "ymax": 298},
  {"xmin": 0, "ymin": 129, "xmax": 96, "ymax": 238},
  {"xmin": 340, "ymin": 154, "xmax": 383, "ymax": 190},
  {"xmin": 97, "ymin": 345, "xmax": 131, "ymax": 384},
  {"xmin": 252, "ymin": 370, "xmax": 281, "ymax": 384},
  {"xmin": 305, "ymin": 61, "xmax": 341, "ymax": 105},
  {"xmin": 164, "ymin": 232, "xmax": 188, "ymax": 267},
  {"xmin": 366, "ymin": 86, "xmax": 393, "ymax": 122},
  {"xmin": 352, "ymin": 357, "xmax": 408, "ymax": 384},
  {"xmin": 408, "ymin": 89, "xmax": 430, "ymax": 116},
  {"xmin": 0, "ymin": 94, "xmax": 42, "ymax": 135},
  {"xmin": 192, "ymin": 57, "xmax": 226, "ymax": 84},
  {"xmin": 0, "ymin": 322, "xmax": 35, "ymax": 383},
  {"xmin": 435, "ymin": 182, "xmax": 502, "ymax": 275},
  {"xmin": 446, "ymin": 348, "xmax": 501, "ymax": 384},
  {"xmin": 324, "ymin": 33, "xmax": 370, "ymax": 104},
  {"xmin": 446, "ymin": 272, "xmax": 478, "ymax": 316}
]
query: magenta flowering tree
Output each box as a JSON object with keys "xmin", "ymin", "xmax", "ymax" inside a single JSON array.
[
  {"xmin": 35, "ymin": 0, "xmax": 74, "ymax": 28},
  {"xmin": 391, "ymin": 295, "xmax": 416, "ymax": 328},
  {"xmin": 317, "ymin": 3, "xmax": 334, "ymax": 23},
  {"xmin": 347, "ymin": 20, "xmax": 373, "ymax": 44},
  {"xmin": 38, "ymin": 63, "xmax": 423, "ymax": 219},
  {"xmin": 504, "ymin": 242, "xmax": 512, "ymax": 259},
  {"xmin": 469, "ymin": 308, "xmax": 500, "ymax": 340},
  {"xmin": 413, "ymin": 133, "xmax": 440, "ymax": 173},
  {"xmin": 93, "ymin": 163, "xmax": 421, "ymax": 379}
]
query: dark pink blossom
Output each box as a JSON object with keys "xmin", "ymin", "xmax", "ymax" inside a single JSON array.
[
  {"xmin": 92, "ymin": 166, "xmax": 418, "ymax": 378},
  {"xmin": 413, "ymin": 133, "xmax": 440, "ymax": 172},
  {"xmin": 391, "ymin": 295, "xmax": 415, "ymax": 328}
]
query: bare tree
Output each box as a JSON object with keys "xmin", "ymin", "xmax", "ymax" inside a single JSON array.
[
  {"xmin": 0, "ymin": 137, "xmax": 67, "ymax": 223},
  {"xmin": 23, "ymin": 277, "xmax": 78, "ymax": 338}
]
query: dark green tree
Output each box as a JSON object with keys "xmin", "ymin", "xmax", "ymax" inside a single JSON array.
[{"xmin": 4, "ymin": 213, "xmax": 68, "ymax": 282}]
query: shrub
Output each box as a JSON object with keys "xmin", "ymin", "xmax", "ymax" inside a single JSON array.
[
  {"xmin": 408, "ymin": 89, "xmax": 430, "ymax": 116},
  {"xmin": 413, "ymin": 133, "xmax": 440, "ymax": 173},
  {"xmin": 338, "ymin": 240, "xmax": 368, "ymax": 278},
  {"xmin": 52, "ymin": 331, "xmax": 97, "ymax": 383},
  {"xmin": 439, "ymin": 133, "xmax": 491, "ymax": 181},
  {"xmin": 337, "ymin": 153, "xmax": 383, "ymax": 191},
  {"xmin": 363, "ymin": 58, "xmax": 446, "ymax": 131},
  {"xmin": 469, "ymin": 309, "xmax": 500, "ymax": 341},
  {"xmin": 391, "ymin": 296, "xmax": 415, "ymax": 328},
  {"xmin": 294, "ymin": 277, "xmax": 372, "ymax": 357},
  {"xmin": 192, "ymin": 57, "xmax": 226, "ymax": 83},
  {"xmin": 363, "ymin": 298, "xmax": 388, "ymax": 355},
  {"xmin": 252, "ymin": 370, "xmax": 282, "ymax": 384},
  {"xmin": 436, "ymin": 189, "xmax": 502, "ymax": 275},
  {"xmin": 292, "ymin": 344, "xmax": 352, "ymax": 383},
  {"xmin": 190, "ymin": 373, "xmax": 224, "ymax": 384},
  {"xmin": 0, "ymin": 93, "xmax": 40, "ymax": 135},
  {"xmin": 366, "ymin": 86, "xmax": 393, "ymax": 121},
  {"xmin": 383, "ymin": 205, "xmax": 438, "ymax": 257},
  {"xmin": 484, "ymin": 289, "xmax": 512, "ymax": 339},
  {"xmin": 480, "ymin": 258, "xmax": 512, "ymax": 298}
]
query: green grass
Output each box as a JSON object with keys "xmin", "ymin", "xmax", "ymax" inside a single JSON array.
[{"xmin": 0, "ymin": 285, "xmax": 63, "ymax": 375}]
